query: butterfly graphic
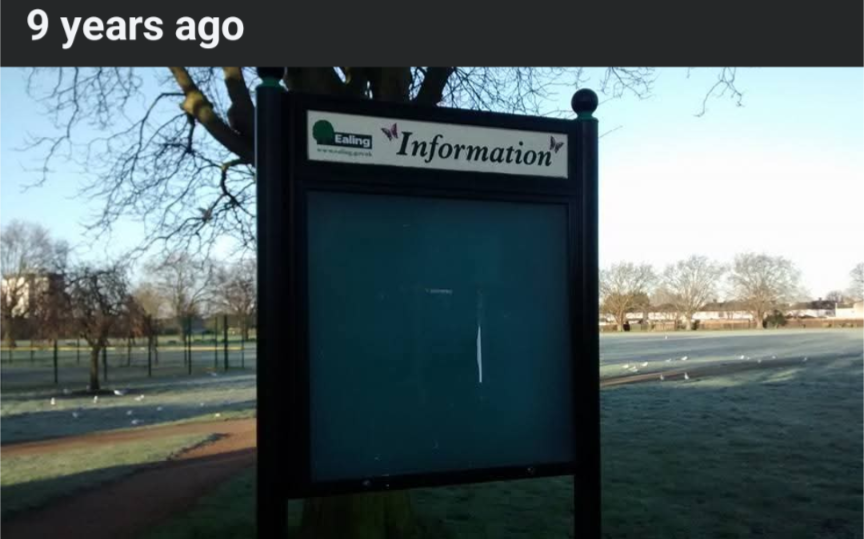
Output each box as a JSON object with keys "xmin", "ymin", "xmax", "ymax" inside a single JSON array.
[
  {"xmin": 381, "ymin": 123, "xmax": 399, "ymax": 141},
  {"xmin": 550, "ymin": 136, "xmax": 564, "ymax": 153}
]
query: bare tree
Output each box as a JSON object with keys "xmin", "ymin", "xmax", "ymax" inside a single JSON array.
[
  {"xmin": 146, "ymin": 251, "xmax": 212, "ymax": 352},
  {"xmin": 600, "ymin": 262, "xmax": 656, "ymax": 331},
  {"xmin": 212, "ymin": 258, "xmax": 256, "ymax": 341},
  {"xmin": 17, "ymin": 66, "xmax": 746, "ymax": 539},
  {"xmin": 1, "ymin": 220, "xmax": 69, "ymax": 347},
  {"xmin": 120, "ymin": 294, "xmax": 154, "ymax": 365},
  {"xmin": 31, "ymin": 262, "xmax": 71, "ymax": 372},
  {"xmin": 848, "ymin": 263, "xmax": 864, "ymax": 302},
  {"xmin": 131, "ymin": 281, "xmax": 168, "ymax": 319},
  {"xmin": 825, "ymin": 290, "xmax": 846, "ymax": 305},
  {"xmin": 651, "ymin": 286, "xmax": 684, "ymax": 329},
  {"xmin": 661, "ymin": 256, "xmax": 726, "ymax": 330},
  {"xmin": 130, "ymin": 283, "xmax": 162, "ymax": 360},
  {"xmin": 66, "ymin": 263, "xmax": 130, "ymax": 391},
  {"xmin": 147, "ymin": 251, "xmax": 211, "ymax": 322},
  {"xmin": 729, "ymin": 253, "xmax": 802, "ymax": 329}
]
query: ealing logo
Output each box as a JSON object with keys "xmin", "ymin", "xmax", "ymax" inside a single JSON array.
[{"xmin": 312, "ymin": 120, "xmax": 372, "ymax": 150}]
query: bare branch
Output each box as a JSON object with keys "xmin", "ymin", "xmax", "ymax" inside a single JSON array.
[
  {"xmin": 222, "ymin": 67, "xmax": 255, "ymax": 141},
  {"xmin": 695, "ymin": 67, "xmax": 745, "ymax": 117},
  {"xmin": 168, "ymin": 67, "xmax": 253, "ymax": 162},
  {"xmin": 600, "ymin": 68, "xmax": 657, "ymax": 99}
]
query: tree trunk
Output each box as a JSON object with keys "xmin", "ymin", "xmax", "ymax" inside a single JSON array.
[
  {"xmin": 299, "ymin": 492, "xmax": 419, "ymax": 539},
  {"xmin": 685, "ymin": 315, "xmax": 694, "ymax": 330},
  {"xmin": 89, "ymin": 347, "xmax": 101, "ymax": 391},
  {"xmin": 3, "ymin": 324, "xmax": 15, "ymax": 349}
]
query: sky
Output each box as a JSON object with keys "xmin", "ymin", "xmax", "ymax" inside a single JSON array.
[{"xmin": 1, "ymin": 67, "xmax": 863, "ymax": 296}]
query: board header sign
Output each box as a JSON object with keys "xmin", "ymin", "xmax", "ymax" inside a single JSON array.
[{"xmin": 307, "ymin": 110, "xmax": 569, "ymax": 178}]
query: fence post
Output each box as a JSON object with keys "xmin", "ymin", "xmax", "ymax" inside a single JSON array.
[
  {"xmin": 214, "ymin": 316, "xmax": 219, "ymax": 370},
  {"xmin": 53, "ymin": 339, "xmax": 59, "ymax": 385},
  {"xmin": 187, "ymin": 316, "xmax": 193, "ymax": 376},
  {"xmin": 223, "ymin": 314, "xmax": 229, "ymax": 372}
]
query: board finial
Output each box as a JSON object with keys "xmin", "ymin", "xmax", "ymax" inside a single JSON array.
[{"xmin": 571, "ymin": 89, "xmax": 598, "ymax": 119}]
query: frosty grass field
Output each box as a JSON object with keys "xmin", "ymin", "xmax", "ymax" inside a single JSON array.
[{"xmin": 2, "ymin": 328, "xmax": 862, "ymax": 539}]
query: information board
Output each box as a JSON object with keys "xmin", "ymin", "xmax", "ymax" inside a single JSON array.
[{"xmin": 254, "ymin": 71, "xmax": 600, "ymax": 538}]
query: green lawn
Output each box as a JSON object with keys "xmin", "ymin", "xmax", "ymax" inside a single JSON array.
[
  {"xmin": 141, "ymin": 349, "xmax": 862, "ymax": 539},
  {"xmin": 1, "ymin": 433, "xmax": 215, "ymax": 518}
]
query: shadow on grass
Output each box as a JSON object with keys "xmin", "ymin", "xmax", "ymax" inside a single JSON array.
[
  {"xmin": 1, "ymin": 447, "xmax": 256, "ymax": 536},
  {"xmin": 2, "ymin": 460, "xmax": 147, "ymax": 519},
  {"xmin": 597, "ymin": 354, "xmax": 863, "ymax": 539}
]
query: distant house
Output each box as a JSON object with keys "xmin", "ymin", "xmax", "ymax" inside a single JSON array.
[
  {"xmin": 693, "ymin": 301, "xmax": 753, "ymax": 321},
  {"xmin": 1, "ymin": 272, "xmax": 65, "ymax": 317},
  {"xmin": 835, "ymin": 301, "xmax": 864, "ymax": 319},
  {"xmin": 786, "ymin": 299, "xmax": 836, "ymax": 319},
  {"xmin": 599, "ymin": 298, "xmax": 864, "ymax": 328}
]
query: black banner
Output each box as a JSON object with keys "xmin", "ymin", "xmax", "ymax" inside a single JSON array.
[{"xmin": 1, "ymin": 0, "xmax": 862, "ymax": 66}]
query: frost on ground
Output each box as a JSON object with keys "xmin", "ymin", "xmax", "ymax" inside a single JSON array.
[
  {"xmin": 1, "ymin": 373, "xmax": 256, "ymax": 444},
  {"xmin": 598, "ymin": 329, "xmax": 863, "ymax": 380}
]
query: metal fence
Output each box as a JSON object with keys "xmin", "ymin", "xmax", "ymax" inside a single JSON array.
[{"xmin": 0, "ymin": 330, "xmax": 256, "ymax": 390}]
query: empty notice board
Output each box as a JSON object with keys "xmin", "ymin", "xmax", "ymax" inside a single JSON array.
[{"xmin": 306, "ymin": 191, "xmax": 573, "ymax": 483}]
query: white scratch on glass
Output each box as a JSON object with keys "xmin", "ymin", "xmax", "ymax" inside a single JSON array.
[{"xmin": 476, "ymin": 324, "xmax": 483, "ymax": 384}]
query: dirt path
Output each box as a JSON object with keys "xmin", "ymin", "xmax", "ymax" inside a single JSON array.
[{"xmin": 1, "ymin": 420, "xmax": 257, "ymax": 539}]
